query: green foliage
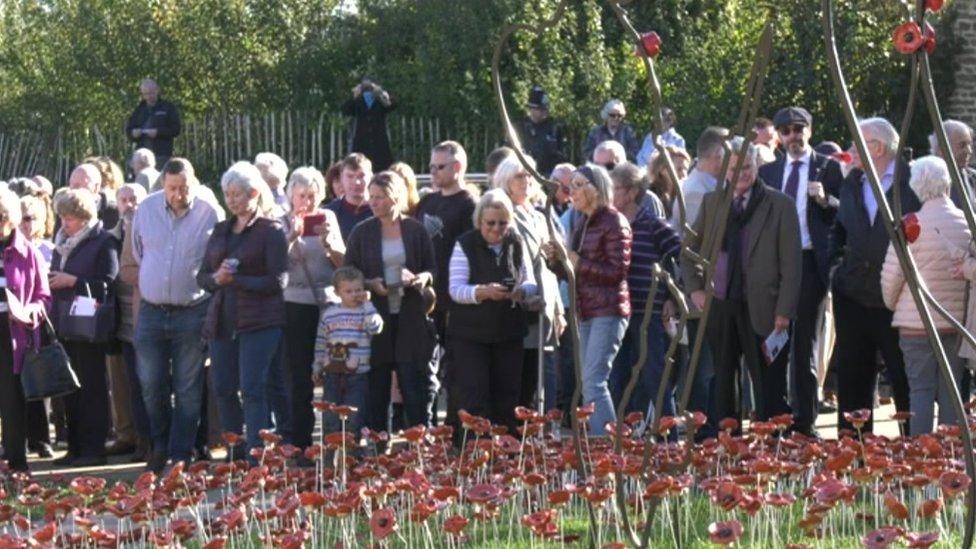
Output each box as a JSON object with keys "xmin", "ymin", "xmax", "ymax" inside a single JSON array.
[{"xmin": 0, "ymin": 0, "xmax": 964, "ymax": 169}]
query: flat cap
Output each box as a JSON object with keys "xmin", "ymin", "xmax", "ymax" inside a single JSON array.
[{"xmin": 773, "ymin": 106, "xmax": 812, "ymax": 128}]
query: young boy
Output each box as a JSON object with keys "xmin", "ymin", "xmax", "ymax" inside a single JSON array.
[{"xmin": 314, "ymin": 266, "xmax": 383, "ymax": 435}]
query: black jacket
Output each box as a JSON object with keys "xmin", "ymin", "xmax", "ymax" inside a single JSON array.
[
  {"xmin": 516, "ymin": 117, "xmax": 567, "ymax": 176},
  {"xmin": 345, "ymin": 217, "xmax": 436, "ymax": 365},
  {"xmin": 342, "ymin": 96, "xmax": 395, "ymax": 171},
  {"xmin": 125, "ymin": 98, "xmax": 181, "ymax": 160},
  {"xmin": 758, "ymin": 151, "xmax": 844, "ymax": 285},
  {"xmin": 828, "ymin": 161, "xmax": 920, "ymax": 308},
  {"xmin": 50, "ymin": 223, "xmax": 119, "ymax": 319},
  {"xmin": 949, "ymin": 166, "xmax": 976, "ymax": 211}
]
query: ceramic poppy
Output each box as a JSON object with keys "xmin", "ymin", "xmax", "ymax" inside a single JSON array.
[
  {"xmin": 369, "ymin": 507, "xmax": 397, "ymax": 540},
  {"xmin": 635, "ymin": 31, "xmax": 662, "ymax": 58},
  {"xmin": 902, "ymin": 212, "xmax": 921, "ymax": 243},
  {"xmin": 708, "ymin": 520, "xmax": 743, "ymax": 545},
  {"xmin": 893, "ymin": 22, "xmax": 924, "ymax": 55},
  {"xmin": 925, "ymin": 0, "xmax": 943, "ymax": 12}
]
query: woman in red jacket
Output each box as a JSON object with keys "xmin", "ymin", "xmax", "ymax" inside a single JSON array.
[{"xmin": 544, "ymin": 164, "xmax": 632, "ymax": 435}]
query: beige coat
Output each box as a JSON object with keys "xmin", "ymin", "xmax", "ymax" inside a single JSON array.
[{"xmin": 880, "ymin": 196, "xmax": 970, "ymax": 332}]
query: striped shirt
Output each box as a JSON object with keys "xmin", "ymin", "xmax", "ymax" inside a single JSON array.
[
  {"xmin": 628, "ymin": 205, "xmax": 682, "ymax": 315},
  {"xmin": 448, "ymin": 240, "xmax": 537, "ymax": 304},
  {"xmin": 314, "ymin": 301, "xmax": 383, "ymax": 374}
]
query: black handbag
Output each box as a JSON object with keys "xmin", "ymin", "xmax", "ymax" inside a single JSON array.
[
  {"xmin": 55, "ymin": 282, "xmax": 117, "ymax": 343},
  {"xmin": 20, "ymin": 315, "xmax": 80, "ymax": 401}
]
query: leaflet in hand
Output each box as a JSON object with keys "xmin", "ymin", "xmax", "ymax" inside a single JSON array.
[{"xmin": 762, "ymin": 329, "xmax": 789, "ymax": 365}]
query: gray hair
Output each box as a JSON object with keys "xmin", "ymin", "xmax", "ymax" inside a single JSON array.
[
  {"xmin": 610, "ymin": 162, "xmax": 647, "ymax": 205},
  {"xmin": 550, "ymin": 163, "xmax": 575, "ymax": 182},
  {"xmin": 728, "ymin": 136, "xmax": 758, "ymax": 167},
  {"xmin": 117, "ymin": 183, "xmax": 147, "ymax": 203},
  {"xmin": 287, "ymin": 166, "xmax": 326, "ymax": 205},
  {"xmin": 859, "ymin": 117, "xmax": 899, "ymax": 156},
  {"xmin": 909, "ymin": 155, "xmax": 951, "ymax": 202},
  {"xmin": 575, "ymin": 163, "xmax": 614, "ymax": 208},
  {"xmin": 473, "ymin": 188, "xmax": 515, "ymax": 226},
  {"xmin": 600, "ymin": 99, "xmax": 626, "ymax": 121},
  {"xmin": 130, "ymin": 148, "xmax": 156, "ymax": 171},
  {"xmin": 492, "ymin": 155, "xmax": 538, "ymax": 197},
  {"xmin": 0, "ymin": 189, "xmax": 22, "ymax": 226},
  {"xmin": 254, "ymin": 152, "xmax": 289, "ymax": 187},
  {"xmin": 593, "ymin": 140, "xmax": 627, "ymax": 164},
  {"xmin": 928, "ymin": 119, "xmax": 973, "ymax": 156},
  {"xmin": 220, "ymin": 161, "xmax": 280, "ymax": 217},
  {"xmin": 70, "ymin": 164, "xmax": 103, "ymax": 192}
]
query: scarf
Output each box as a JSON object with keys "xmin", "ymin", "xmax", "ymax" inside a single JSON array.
[
  {"xmin": 54, "ymin": 218, "xmax": 99, "ymax": 270},
  {"xmin": 722, "ymin": 181, "xmax": 765, "ymax": 301}
]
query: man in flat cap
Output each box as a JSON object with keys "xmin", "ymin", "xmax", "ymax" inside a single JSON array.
[
  {"xmin": 758, "ymin": 106, "xmax": 844, "ymax": 437},
  {"xmin": 517, "ymin": 86, "xmax": 568, "ymax": 176}
]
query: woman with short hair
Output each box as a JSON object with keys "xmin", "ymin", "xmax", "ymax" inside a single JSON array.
[
  {"xmin": 281, "ymin": 166, "xmax": 344, "ymax": 450},
  {"xmin": 198, "ymin": 161, "xmax": 289, "ymax": 456},
  {"xmin": 543, "ymin": 165, "xmax": 632, "ymax": 435},
  {"xmin": 345, "ymin": 171, "xmax": 437, "ymax": 431},
  {"xmin": 50, "ymin": 188, "xmax": 119, "ymax": 466}
]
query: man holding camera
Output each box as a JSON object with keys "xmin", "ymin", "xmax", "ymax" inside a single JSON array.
[{"xmin": 342, "ymin": 78, "xmax": 396, "ymax": 171}]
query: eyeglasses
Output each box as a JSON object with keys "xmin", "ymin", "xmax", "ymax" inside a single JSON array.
[
  {"xmin": 429, "ymin": 162, "xmax": 455, "ymax": 172},
  {"xmin": 607, "ymin": 113, "xmax": 623, "ymax": 119},
  {"xmin": 601, "ymin": 162, "xmax": 616, "ymax": 171},
  {"xmin": 778, "ymin": 124, "xmax": 806, "ymax": 136},
  {"xmin": 568, "ymin": 180, "xmax": 592, "ymax": 191},
  {"xmin": 484, "ymin": 220, "xmax": 509, "ymax": 228},
  {"xmin": 21, "ymin": 215, "xmax": 35, "ymax": 222}
]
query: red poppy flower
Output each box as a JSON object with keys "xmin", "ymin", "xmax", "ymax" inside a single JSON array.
[
  {"xmin": 711, "ymin": 480, "xmax": 743, "ymax": 511},
  {"xmin": 466, "ymin": 483, "xmax": 501, "ymax": 504},
  {"xmin": 940, "ymin": 471, "xmax": 971, "ymax": 498},
  {"xmin": 658, "ymin": 416, "xmax": 679, "ymax": 434},
  {"xmin": 917, "ymin": 498, "xmax": 943, "ymax": 518},
  {"xmin": 902, "ymin": 213, "xmax": 921, "ymax": 243},
  {"xmin": 635, "ymin": 31, "xmax": 662, "ymax": 58},
  {"xmin": 443, "ymin": 515, "xmax": 469, "ymax": 535},
  {"xmin": 718, "ymin": 417, "xmax": 739, "ymax": 432},
  {"xmin": 825, "ymin": 449, "xmax": 856, "ymax": 472},
  {"xmin": 863, "ymin": 527, "xmax": 902, "ymax": 549},
  {"xmin": 299, "ymin": 491, "xmax": 326, "ymax": 508},
  {"xmin": 402, "ymin": 425, "xmax": 426, "ymax": 443},
  {"xmin": 31, "ymin": 522, "xmax": 57, "ymax": 543},
  {"xmin": 218, "ymin": 508, "xmax": 246, "ymax": 530},
  {"xmin": 369, "ymin": 507, "xmax": 398, "ymax": 540},
  {"xmin": 575, "ymin": 402, "xmax": 596, "ymax": 419},
  {"xmin": 833, "ymin": 151, "xmax": 853, "ymax": 164},
  {"xmin": 221, "ymin": 432, "xmax": 244, "ymax": 446},
  {"xmin": 495, "ymin": 434, "xmax": 521, "ymax": 454},
  {"xmin": 409, "ymin": 500, "xmax": 437, "ymax": 523},
  {"xmin": 893, "ymin": 21, "xmax": 925, "ymax": 55},
  {"xmin": 548, "ymin": 489, "xmax": 571, "ymax": 506},
  {"xmin": 765, "ymin": 492, "xmax": 796, "ymax": 507},
  {"xmin": 623, "ymin": 411, "xmax": 644, "ymax": 425},
  {"xmin": 707, "ymin": 520, "xmax": 743, "ymax": 545},
  {"xmin": 312, "ymin": 400, "xmax": 333, "ymax": 412},
  {"xmin": 922, "ymin": 22, "xmax": 936, "ymax": 54},
  {"xmin": 884, "ymin": 492, "xmax": 909, "ymax": 520},
  {"xmin": 925, "ymin": 0, "xmax": 943, "ymax": 12},
  {"xmin": 332, "ymin": 405, "xmax": 357, "ymax": 419},
  {"xmin": 514, "ymin": 406, "xmax": 537, "ymax": 422},
  {"xmin": 545, "ymin": 408, "xmax": 563, "ymax": 423},
  {"xmin": 69, "ymin": 476, "xmax": 107, "ymax": 497},
  {"xmin": 521, "ymin": 509, "xmax": 557, "ymax": 535},
  {"xmin": 906, "ymin": 531, "xmax": 940, "ymax": 548}
]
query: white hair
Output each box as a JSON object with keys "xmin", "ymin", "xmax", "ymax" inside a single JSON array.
[
  {"xmin": 0, "ymin": 189, "xmax": 22, "ymax": 226},
  {"xmin": 859, "ymin": 117, "xmax": 899, "ymax": 156},
  {"xmin": 928, "ymin": 120, "xmax": 973, "ymax": 156},
  {"xmin": 550, "ymin": 163, "xmax": 575, "ymax": 182},
  {"xmin": 71, "ymin": 164, "xmax": 103, "ymax": 192},
  {"xmin": 600, "ymin": 99, "xmax": 626, "ymax": 121},
  {"xmin": 130, "ymin": 148, "xmax": 156, "ymax": 171},
  {"xmin": 287, "ymin": 166, "xmax": 326, "ymax": 204},
  {"xmin": 728, "ymin": 136, "xmax": 758, "ymax": 167},
  {"xmin": 575, "ymin": 164, "xmax": 614, "ymax": 208},
  {"xmin": 117, "ymin": 183, "xmax": 147, "ymax": 203},
  {"xmin": 492, "ymin": 155, "xmax": 538, "ymax": 197},
  {"xmin": 221, "ymin": 161, "xmax": 280, "ymax": 217},
  {"xmin": 473, "ymin": 188, "xmax": 515, "ymax": 227},
  {"xmin": 909, "ymin": 155, "xmax": 951, "ymax": 202},
  {"xmin": 254, "ymin": 152, "xmax": 289, "ymax": 187},
  {"xmin": 593, "ymin": 140, "xmax": 627, "ymax": 164}
]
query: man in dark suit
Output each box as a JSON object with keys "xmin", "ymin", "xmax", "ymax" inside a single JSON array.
[
  {"xmin": 829, "ymin": 117, "xmax": 920, "ymax": 433},
  {"xmin": 125, "ymin": 79, "xmax": 181, "ymax": 169},
  {"xmin": 683, "ymin": 137, "xmax": 802, "ymax": 430},
  {"xmin": 931, "ymin": 120, "xmax": 976, "ymax": 211},
  {"xmin": 758, "ymin": 107, "xmax": 844, "ymax": 437}
]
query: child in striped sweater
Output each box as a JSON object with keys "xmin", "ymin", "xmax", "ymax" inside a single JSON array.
[{"xmin": 314, "ymin": 266, "xmax": 383, "ymax": 435}]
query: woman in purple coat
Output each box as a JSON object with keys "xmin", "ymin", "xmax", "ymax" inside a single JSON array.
[{"xmin": 0, "ymin": 188, "xmax": 52, "ymax": 471}]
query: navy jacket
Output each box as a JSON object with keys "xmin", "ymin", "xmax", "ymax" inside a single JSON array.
[
  {"xmin": 758, "ymin": 151, "xmax": 844, "ymax": 285},
  {"xmin": 125, "ymin": 98, "xmax": 181, "ymax": 160},
  {"xmin": 828, "ymin": 161, "xmax": 920, "ymax": 309},
  {"xmin": 50, "ymin": 223, "xmax": 119, "ymax": 315}
]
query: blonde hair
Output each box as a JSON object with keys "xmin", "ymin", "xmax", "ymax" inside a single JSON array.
[
  {"xmin": 389, "ymin": 162, "xmax": 420, "ymax": 216},
  {"xmin": 0, "ymin": 189, "xmax": 22, "ymax": 227},
  {"xmin": 368, "ymin": 171, "xmax": 405, "ymax": 217},
  {"xmin": 20, "ymin": 194, "xmax": 54, "ymax": 239},
  {"xmin": 492, "ymin": 155, "xmax": 541, "ymax": 204}
]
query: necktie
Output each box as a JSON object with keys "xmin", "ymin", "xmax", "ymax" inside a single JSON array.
[
  {"xmin": 733, "ymin": 195, "xmax": 746, "ymax": 214},
  {"xmin": 784, "ymin": 160, "xmax": 802, "ymax": 200}
]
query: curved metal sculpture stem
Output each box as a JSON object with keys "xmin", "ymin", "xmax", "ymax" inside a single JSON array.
[
  {"xmin": 489, "ymin": 2, "xmax": 599, "ymax": 546},
  {"xmin": 678, "ymin": 20, "xmax": 776, "ymax": 414},
  {"xmin": 891, "ymin": 55, "xmax": 919, "ymax": 223},
  {"xmin": 822, "ymin": 2, "xmax": 976, "ymax": 547}
]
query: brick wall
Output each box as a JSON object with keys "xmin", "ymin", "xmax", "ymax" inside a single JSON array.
[{"xmin": 948, "ymin": 1, "xmax": 976, "ymax": 128}]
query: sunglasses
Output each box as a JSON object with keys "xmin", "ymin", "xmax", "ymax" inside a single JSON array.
[
  {"xmin": 778, "ymin": 124, "xmax": 807, "ymax": 136},
  {"xmin": 484, "ymin": 220, "xmax": 509, "ymax": 228},
  {"xmin": 429, "ymin": 162, "xmax": 454, "ymax": 172}
]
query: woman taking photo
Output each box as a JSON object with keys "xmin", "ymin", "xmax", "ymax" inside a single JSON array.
[
  {"xmin": 281, "ymin": 166, "xmax": 344, "ymax": 450},
  {"xmin": 448, "ymin": 189, "xmax": 536, "ymax": 433},
  {"xmin": 543, "ymin": 164, "xmax": 632, "ymax": 436},
  {"xmin": 345, "ymin": 171, "xmax": 437, "ymax": 432},
  {"xmin": 50, "ymin": 188, "xmax": 119, "ymax": 466},
  {"xmin": 198, "ymin": 161, "xmax": 289, "ymax": 456},
  {"xmin": 0, "ymin": 189, "xmax": 52, "ymax": 471}
]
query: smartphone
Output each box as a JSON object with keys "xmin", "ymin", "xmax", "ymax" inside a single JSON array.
[{"xmin": 302, "ymin": 213, "xmax": 326, "ymax": 237}]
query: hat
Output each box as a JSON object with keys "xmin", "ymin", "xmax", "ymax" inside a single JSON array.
[
  {"xmin": 528, "ymin": 86, "xmax": 550, "ymax": 109},
  {"xmin": 773, "ymin": 107, "xmax": 812, "ymax": 129}
]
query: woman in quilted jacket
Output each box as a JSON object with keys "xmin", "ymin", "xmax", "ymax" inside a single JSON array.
[{"xmin": 881, "ymin": 155, "xmax": 970, "ymax": 435}]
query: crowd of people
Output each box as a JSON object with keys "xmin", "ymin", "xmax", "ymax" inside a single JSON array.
[{"xmin": 0, "ymin": 80, "xmax": 975, "ymax": 474}]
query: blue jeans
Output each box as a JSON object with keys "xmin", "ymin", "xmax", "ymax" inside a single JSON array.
[
  {"xmin": 322, "ymin": 373, "xmax": 368, "ymax": 435},
  {"xmin": 579, "ymin": 316, "xmax": 628, "ymax": 435},
  {"xmin": 677, "ymin": 318, "xmax": 715, "ymax": 436},
  {"xmin": 610, "ymin": 314, "xmax": 675, "ymax": 424},
  {"xmin": 134, "ymin": 300, "xmax": 208, "ymax": 462},
  {"xmin": 209, "ymin": 327, "xmax": 284, "ymax": 451}
]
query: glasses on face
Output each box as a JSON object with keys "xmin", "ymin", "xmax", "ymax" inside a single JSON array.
[
  {"xmin": 484, "ymin": 220, "xmax": 509, "ymax": 228},
  {"xmin": 607, "ymin": 113, "xmax": 623, "ymax": 119},
  {"xmin": 429, "ymin": 162, "xmax": 455, "ymax": 172},
  {"xmin": 778, "ymin": 124, "xmax": 806, "ymax": 136},
  {"xmin": 21, "ymin": 215, "xmax": 35, "ymax": 223},
  {"xmin": 568, "ymin": 179, "xmax": 592, "ymax": 191}
]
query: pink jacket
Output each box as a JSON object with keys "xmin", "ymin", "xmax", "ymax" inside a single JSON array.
[{"xmin": 4, "ymin": 229, "xmax": 52, "ymax": 373}]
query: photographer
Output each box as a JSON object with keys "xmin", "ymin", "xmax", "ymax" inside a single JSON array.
[{"xmin": 342, "ymin": 78, "xmax": 396, "ymax": 171}]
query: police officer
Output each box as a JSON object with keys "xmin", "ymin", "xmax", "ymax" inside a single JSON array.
[{"xmin": 517, "ymin": 86, "xmax": 567, "ymax": 176}]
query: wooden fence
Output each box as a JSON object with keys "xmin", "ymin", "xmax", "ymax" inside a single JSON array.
[{"xmin": 0, "ymin": 112, "xmax": 530, "ymax": 184}]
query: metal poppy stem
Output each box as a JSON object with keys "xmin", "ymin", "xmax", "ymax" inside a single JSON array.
[
  {"xmin": 677, "ymin": 20, "xmax": 776, "ymax": 415},
  {"xmin": 490, "ymin": 2, "xmax": 600, "ymax": 547},
  {"xmin": 821, "ymin": 2, "xmax": 976, "ymax": 547}
]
